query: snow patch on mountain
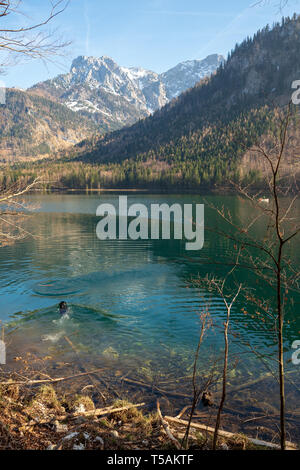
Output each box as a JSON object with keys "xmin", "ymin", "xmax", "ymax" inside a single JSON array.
[{"xmin": 30, "ymin": 53, "xmax": 224, "ymax": 130}]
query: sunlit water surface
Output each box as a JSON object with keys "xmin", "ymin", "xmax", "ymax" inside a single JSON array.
[{"xmin": 1, "ymin": 193, "xmax": 299, "ymax": 440}]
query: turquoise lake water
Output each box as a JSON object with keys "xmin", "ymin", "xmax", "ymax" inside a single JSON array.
[{"xmin": 0, "ymin": 193, "xmax": 299, "ymax": 439}]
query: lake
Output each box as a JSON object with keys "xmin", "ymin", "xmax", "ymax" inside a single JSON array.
[{"xmin": 1, "ymin": 193, "xmax": 299, "ymax": 441}]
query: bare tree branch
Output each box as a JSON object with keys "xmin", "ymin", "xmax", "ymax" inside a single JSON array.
[
  {"xmin": 205, "ymin": 104, "xmax": 300, "ymax": 450},
  {"xmin": 0, "ymin": 1, "xmax": 71, "ymax": 67}
]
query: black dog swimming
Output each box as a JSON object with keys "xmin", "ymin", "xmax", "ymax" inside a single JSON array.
[{"xmin": 59, "ymin": 301, "xmax": 68, "ymax": 315}]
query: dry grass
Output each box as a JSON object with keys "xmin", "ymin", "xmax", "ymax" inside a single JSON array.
[{"xmin": 0, "ymin": 382, "xmax": 290, "ymax": 451}]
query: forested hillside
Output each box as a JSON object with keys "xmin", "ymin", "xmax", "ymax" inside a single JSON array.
[
  {"xmin": 67, "ymin": 15, "xmax": 300, "ymax": 189},
  {"xmin": 1, "ymin": 16, "xmax": 299, "ymax": 189},
  {"xmin": 0, "ymin": 89, "xmax": 97, "ymax": 161}
]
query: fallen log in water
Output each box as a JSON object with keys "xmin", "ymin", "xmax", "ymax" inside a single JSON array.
[
  {"xmin": 226, "ymin": 369, "xmax": 299, "ymax": 395},
  {"xmin": 164, "ymin": 416, "xmax": 298, "ymax": 450},
  {"xmin": 122, "ymin": 377, "xmax": 190, "ymax": 399},
  {"xmin": 226, "ymin": 372, "xmax": 273, "ymax": 394}
]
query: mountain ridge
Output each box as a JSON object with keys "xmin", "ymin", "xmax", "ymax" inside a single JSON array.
[
  {"xmin": 2, "ymin": 16, "xmax": 300, "ymax": 190},
  {"xmin": 0, "ymin": 54, "xmax": 222, "ymax": 161},
  {"xmin": 70, "ymin": 14, "xmax": 300, "ymax": 189},
  {"xmin": 29, "ymin": 54, "xmax": 224, "ymax": 130}
]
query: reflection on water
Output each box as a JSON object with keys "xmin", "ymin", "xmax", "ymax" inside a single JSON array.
[{"xmin": 0, "ymin": 193, "xmax": 299, "ymax": 439}]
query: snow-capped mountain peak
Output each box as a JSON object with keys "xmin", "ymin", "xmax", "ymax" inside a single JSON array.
[
  {"xmin": 30, "ymin": 53, "xmax": 223, "ymax": 131},
  {"xmin": 161, "ymin": 54, "xmax": 224, "ymax": 99}
]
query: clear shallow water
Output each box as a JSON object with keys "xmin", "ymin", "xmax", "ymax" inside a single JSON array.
[{"xmin": 1, "ymin": 193, "xmax": 299, "ymax": 436}]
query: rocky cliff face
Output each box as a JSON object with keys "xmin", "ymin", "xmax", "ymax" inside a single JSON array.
[
  {"xmin": 30, "ymin": 54, "xmax": 223, "ymax": 130},
  {"xmin": 160, "ymin": 54, "xmax": 224, "ymax": 100}
]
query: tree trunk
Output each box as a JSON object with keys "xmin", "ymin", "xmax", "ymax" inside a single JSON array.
[
  {"xmin": 277, "ymin": 243, "xmax": 286, "ymax": 450},
  {"xmin": 213, "ymin": 306, "xmax": 230, "ymax": 450}
]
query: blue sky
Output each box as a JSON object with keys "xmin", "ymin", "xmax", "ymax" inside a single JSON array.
[{"xmin": 1, "ymin": 0, "xmax": 299, "ymax": 88}]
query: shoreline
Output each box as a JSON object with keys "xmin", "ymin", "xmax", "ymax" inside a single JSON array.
[
  {"xmin": 28, "ymin": 187, "xmax": 234, "ymax": 195},
  {"xmin": 2, "ymin": 331, "xmax": 300, "ymax": 450},
  {"xmin": 0, "ymin": 372, "xmax": 297, "ymax": 451}
]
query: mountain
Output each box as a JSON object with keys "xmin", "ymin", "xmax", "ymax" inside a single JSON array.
[
  {"xmin": 29, "ymin": 54, "xmax": 223, "ymax": 131},
  {"xmin": 160, "ymin": 54, "xmax": 224, "ymax": 100},
  {"xmin": 0, "ymin": 54, "xmax": 223, "ymax": 162},
  {"xmin": 0, "ymin": 89, "xmax": 97, "ymax": 161},
  {"xmin": 71, "ymin": 14, "xmax": 300, "ymax": 189}
]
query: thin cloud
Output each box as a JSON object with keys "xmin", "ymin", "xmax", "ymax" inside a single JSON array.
[
  {"xmin": 143, "ymin": 10, "xmax": 234, "ymax": 17},
  {"xmin": 194, "ymin": 5, "xmax": 258, "ymax": 59}
]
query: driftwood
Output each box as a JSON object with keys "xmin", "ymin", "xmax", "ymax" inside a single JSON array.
[
  {"xmin": 0, "ymin": 368, "xmax": 105, "ymax": 386},
  {"xmin": 69, "ymin": 402, "xmax": 145, "ymax": 420},
  {"xmin": 176, "ymin": 405, "xmax": 192, "ymax": 419},
  {"xmin": 25, "ymin": 403, "xmax": 146, "ymax": 429},
  {"xmin": 157, "ymin": 401, "xmax": 181, "ymax": 450},
  {"xmin": 227, "ymin": 369, "xmax": 298, "ymax": 395},
  {"xmin": 226, "ymin": 372, "xmax": 274, "ymax": 394},
  {"xmin": 122, "ymin": 377, "xmax": 190, "ymax": 399},
  {"xmin": 164, "ymin": 416, "xmax": 298, "ymax": 450}
]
